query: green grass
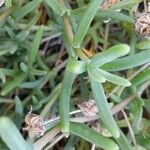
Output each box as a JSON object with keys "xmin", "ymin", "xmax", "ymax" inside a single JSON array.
[{"xmin": 0, "ymin": 0, "xmax": 150, "ymax": 150}]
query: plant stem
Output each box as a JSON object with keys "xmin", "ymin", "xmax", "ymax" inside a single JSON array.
[{"xmin": 34, "ymin": 125, "xmax": 61, "ymax": 150}]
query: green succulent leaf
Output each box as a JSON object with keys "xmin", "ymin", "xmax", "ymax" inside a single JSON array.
[
  {"xmin": 71, "ymin": 7, "xmax": 134, "ymax": 23},
  {"xmin": 70, "ymin": 122, "xmax": 119, "ymax": 150},
  {"xmin": 67, "ymin": 57, "xmax": 86, "ymax": 74},
  {"xmin": 0, "ymin": 117, "xmax": 33, "ymax": 150},
  {"xmin": 72, "ymin": 0, "xmax": 104, "ymax": 48},
  {"xmin": 90, "ymin": 80, "xmax": 120, "ymax": 138},
  {"xmin": 91, "ymin": 44, "xmax": 130, "ymax": 67},
  {"xmin": 97, "ymin": 69, "xmax": 131, "ymax": 86},
  {"xmin": 131, "ymin": 68, "xmax": 150, "ymax": 87},
  {"xmin": 136, "ymin": 40, "xmax": 150, "ymax": 50},
  {"xmin": 87, "ymin": 64, "xmax": 106, "ymax": 83},
  {"xmin": 101, "ymin": 50, "xmax": 150, "ymax": 71},
  {"xmin": 59, "ymin": 58, "xmax": 77, "ymax": 135}
]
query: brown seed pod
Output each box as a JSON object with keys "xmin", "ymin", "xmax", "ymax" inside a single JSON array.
[
  {"xmin": 101, "ymin": 0, "xmax": 119, "ymax": 9},
  {"xmin": 135, "ymin": 12, "xmax": 150, "ymax": 37},
  {"xmin": 23, "ymin": 111, "xmax": 45, "ymax": 139},
  {"xmin": 77, "ymin": 99, "xmax": 98, "ymax": 117},
  {"xmin": 0, "ymin": 0, "xmax": 4, "ymax": 6}
]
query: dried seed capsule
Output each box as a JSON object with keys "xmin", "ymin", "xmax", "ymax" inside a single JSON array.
[
  {"xmin": 135, "ymin": 12, "xmax": 150, "ymax": 37},
  {"xmin": 101, "ymin": 0, "xmax": 119, "ymax": 9},
  {"xmin": 77, "ymin": 99, "xmax": 98, "ymax": 117},
  {"xmin": 0, "ymin": 0, "xmax": 4, "ymax": 6},
  {"xmin": 23, "ymin": 111, "xmax": 45, "ymax": 139}
]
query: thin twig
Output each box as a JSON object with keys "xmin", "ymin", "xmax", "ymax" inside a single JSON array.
[
  {"xmin": 45, "ymin": 134, "xmax": 65, "ymax": 150},
  {"xmin": 43, "ymin": 81, "xmax": 148, "ymax": 125},
  {"xmin": 34, "ymin": 125, "xmax": 61, "ymax": 150},
  {"xmin": 138, "ymin": 80, "xmax": 150, "ymax": 96},
  {"xmin": 41, "ymin": 33, "xmax": 61, "ymax": 43},
  {"xmin": 91, "ymin": 144, "xmax": 96, "ymax": 150},
  {"xmin": 121, "ymin": 109, "xmax": 137, "ymax": 146},
  {"xmin": 43, "ymin": 95, "xmax": 135, "ymax": 125},
  {"xmin": 43, "ymin": 109, "xmax": 82, "ymax": 125},
  {"xmin": 128, "ymin": 63, "xmax": 150, "ymax": 80},
  {"xmin": 111, "ymin": 95, "xmax": 136, "ymax": 114},
  {"xmin": 71, "ymin": 95, "xmax": 135, "ymax": 123}
]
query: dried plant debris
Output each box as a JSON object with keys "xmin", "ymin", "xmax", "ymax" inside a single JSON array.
[
  {"xmin": 0, "ymin": 0, "xmax": 150, "ymax": 149},
  {"xmin": 77, "ymin": 99, "xmax": 98, "ymax": 117},
  {"xmin": 23, "ymin": 110, "xmax": 45, "ymax": 139},
  {"xmin": 0, "ymin": 0, "xmax": 4, "ymax": 6},
  {"xmin": 135, "ymin": 12, "xmax": 150, "ymax": 37},
  {"xmin": 101, "ymin": 0, "xmax": 119, "ymax": 9},
  {"xmin": 92, "ymin": 122, "xmax": 112, "ymax": 137}
]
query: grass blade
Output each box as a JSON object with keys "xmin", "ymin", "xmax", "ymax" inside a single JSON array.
[
  {"xmin": 12, "ymin": 0, "xmax": 42, "ymax": 20},
  {"xmin": 0, "ymin": 117, "xmax": 33, "ymax": 150},
  {"xmin": 1, "ymin": 72, "xmax": 26, "ymax": 96},
  {"xmin": 90, "ymin": 80, "xmax": 120, "ymax": 138},
  {"xmin": 28, "ymin": 26, "xmax": 44, "ymax": 71},
  {"xmin": 70, "ymin": 122, "xmax": 119, "ymax": 150},
  {"xmin": 72, "ymin": 0, "xmax": 103, "ymax": 48},
  {"xmin": 45, "ymin": 0, "xmax": 66, "ymax": 16}
]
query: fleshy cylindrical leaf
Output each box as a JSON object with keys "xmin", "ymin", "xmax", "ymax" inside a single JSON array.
[
  {"xmin": 90, "ymin": 80, "xmax": 120, "ymax": 138},
  {"xmin": 97, "ymin": 69, "xmax": 131, "ymax": 86},
  {"xmin": 70, "ymin": 122, "xmax": 119, "ymax": 150},
  {"xmin": 91, "ymin": 44, "xmax": 130, "ymax": 67},
  {"xmin": 0, "ymin": 117, "xmax": 33, "ymax": 150}
]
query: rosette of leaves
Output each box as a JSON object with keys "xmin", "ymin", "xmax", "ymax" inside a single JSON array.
[{"xmin": 59, "ymin": 44, "xmax": 131, "ymax": 139}]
